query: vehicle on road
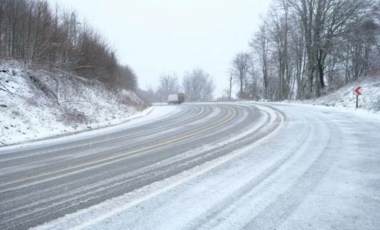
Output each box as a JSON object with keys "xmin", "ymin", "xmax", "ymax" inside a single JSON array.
[{"xmin": 168, "ymin": 93, "xmax": 185, "ymax": 104}]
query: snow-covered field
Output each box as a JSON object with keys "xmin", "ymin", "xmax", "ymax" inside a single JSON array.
[
  {"xmin": 306, "ymin": 76, "xmax": 380, "ymax": 112},
  {"xmin": 0, "ymin": 62, "xmax": 147, "ymax": 146}
]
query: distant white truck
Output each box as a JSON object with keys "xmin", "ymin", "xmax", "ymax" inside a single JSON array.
[{"xmin": 168, "ymin": 93, "xmax": 185, "ymax": 104}]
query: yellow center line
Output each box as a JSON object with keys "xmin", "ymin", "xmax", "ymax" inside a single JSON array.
[
  {"xmin": 1, "ymin": 107, "xmax": 237, "ymax": 188},
  {"xmin": 0, "ymin": 106, "xmax": 206, "ymax": 164}
]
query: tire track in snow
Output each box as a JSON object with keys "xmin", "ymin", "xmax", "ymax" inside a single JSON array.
[
  {"xmin": 0, "ymin": 105, "xmax": 228, "ymax": 192},
  {"xmin": 31, "ymin": 104, "xmax": 284, "ymax": 230},
  {"xmin": 242, "ymin": 111, "xmax": 342, "ymax": 229},
  {"xmin": 0, "ymin": 105, "xmax": 208, "ymax": 177},
  {"xmin": 0, "ymin": 104, "xmax": 196, "ymax": 163},
  {"xmin": 0, "ymin": 103, "xmax": 269, "ymax": 230}
]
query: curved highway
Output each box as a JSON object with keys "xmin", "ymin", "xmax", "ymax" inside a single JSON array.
[
  {"xmin": 1, "ymin": 102, "xmax": 379, "ymax": 230},
  {"xmin": 0, "ymin": 103, "xmax": 282, "ymax": 229}
]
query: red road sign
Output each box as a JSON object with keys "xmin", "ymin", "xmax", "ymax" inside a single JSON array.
[{"xmin": 354, "ymin": 86, "xmax": 362, "ymax": 95}]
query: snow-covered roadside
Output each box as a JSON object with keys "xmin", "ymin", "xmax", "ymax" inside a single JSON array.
[
  {"xmin": 0, "ymin": 62, "xmax": 148, "ymax": 146},
  {"xmin": 0, "ymin": 105, "xmax": 178, "ymax": 153},
  {"xmin": 302, "ymin": 76, "xmax": 380, "ymax": 113}
]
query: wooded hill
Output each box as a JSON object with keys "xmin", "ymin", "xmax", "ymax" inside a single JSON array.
[
  {"xmin": 231, "ymin": 0, "xmax": 380, "ymax": 101},
  {"xmin": 0, "ymin": 0, "xmax": 136, "ymax": 90}
]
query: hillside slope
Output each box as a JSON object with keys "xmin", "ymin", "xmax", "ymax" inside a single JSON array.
[
  {"xmin": 306, "ymin": 77, "xmax": 380, "ymax": 113},
  {"xmin": 0, "ymin": 62, "xmax": 147, "ymax": 146}
]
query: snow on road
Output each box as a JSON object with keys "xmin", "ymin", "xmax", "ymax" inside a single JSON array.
[
  {"xmin": 34, "ymin": 103, "xmax": 380, "ymax": 230},
  {"xmin": 0, "ymin": 105, "xmax": 178, "ymax": 154}
]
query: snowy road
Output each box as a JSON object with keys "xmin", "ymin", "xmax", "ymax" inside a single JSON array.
[{"xmin": 1, "ymin": 103, "xmax": 380, "ymax": 230}]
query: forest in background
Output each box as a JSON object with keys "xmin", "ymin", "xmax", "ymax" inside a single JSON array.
[
  {"xmin": 2, "ymin": 0, "xmax": 380, "ymax": 103},
  {"xmin": 0, "ymin": 0, "xmax": 136, "ymax": 91},
  {"xmin": 230, "ymin": 0, "xmax": 380, "ymax": 101},
  {"xmin": 140, "ymin": 70, "xmax": 215, "ymax": 103}
]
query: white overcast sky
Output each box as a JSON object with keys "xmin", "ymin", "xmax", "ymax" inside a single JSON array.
[{"xmin": 48, "ymin": 0, "xmax": 272, "ymax": 96}]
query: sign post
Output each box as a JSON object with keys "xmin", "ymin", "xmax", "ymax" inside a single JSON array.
[{"xmin": 354, "ymin": 86, "xmax": 362, "ymax": 109}]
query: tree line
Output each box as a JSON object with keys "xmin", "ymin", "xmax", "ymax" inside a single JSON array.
[
  {"xmin": 140, "ymin": 68, "xmax": 215, "ymax": 103},
  {"xmin": 231, "ymin": 0, "xmax": 380, "ymax": 100},
  {"xmin": 0, "ymin": 0, "xmax": 136, "ymax": 90}
]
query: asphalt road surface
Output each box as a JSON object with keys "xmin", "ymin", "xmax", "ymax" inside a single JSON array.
[{"xmin": 1, "ymin": 103, "xmax": 379, "ymax": 230}]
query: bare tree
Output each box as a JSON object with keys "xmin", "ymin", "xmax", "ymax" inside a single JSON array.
[
  {"xmin": 231, "ymin": 52, "xmax": 252, "ymax": 99},
  {"xmin": 244, "ymin": 62, "xmax": 261, "ymax": 100},
  {"xmin": 228, "ymin": 73, "xmax": 233, "ymax": 100},
  {"xmin": 244, "ymin": 0, "xmax": 377, "ymax": 100},
  {"xmin": 116, "ymin": 65, "xmax": 137, "ymax": 90},
  {"xmin": 182, "ymin": 69, "xmax": 214, "ymax": 102},
  {"xmin": 0, "ymin": 0, "xmax": 139, "ymax": 91},
  {"xmin": 287, "ymin": 0, "xmax": 374, "ymax": 97},
  {"xmin": 137, "ymin": 86, "xmax": 159, "ymax": 103},
  {"xmin": 267, "ymin": 0, "xmax": 291, "ymax": 100},
  {"xmin": 250, "ymin": 25, "xmax": 270, "ymax": 99},
  {"xmin": 157, "ymin": 74, "xmax": 180, "ymax": 102}
]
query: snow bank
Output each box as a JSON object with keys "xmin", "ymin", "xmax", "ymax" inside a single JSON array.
[
  {"xmin": 306, "ymin": 76, "xmax": 380, "ymax": 112},
  {"xmin": 0, "ymin": 61, "xmax": 148, "ymax": 146}
]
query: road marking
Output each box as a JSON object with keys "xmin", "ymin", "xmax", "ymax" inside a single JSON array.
[
  {"xmin": 0, "ymin": 107, "xmax": 237, "ymax": 189},
  {"xmin": 0, "ymin": 105, "xmax": 206, "ymax": 163},
  {"xmin": 34, "ymin": 105, "xmax": 284, "ymax": 230}
]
